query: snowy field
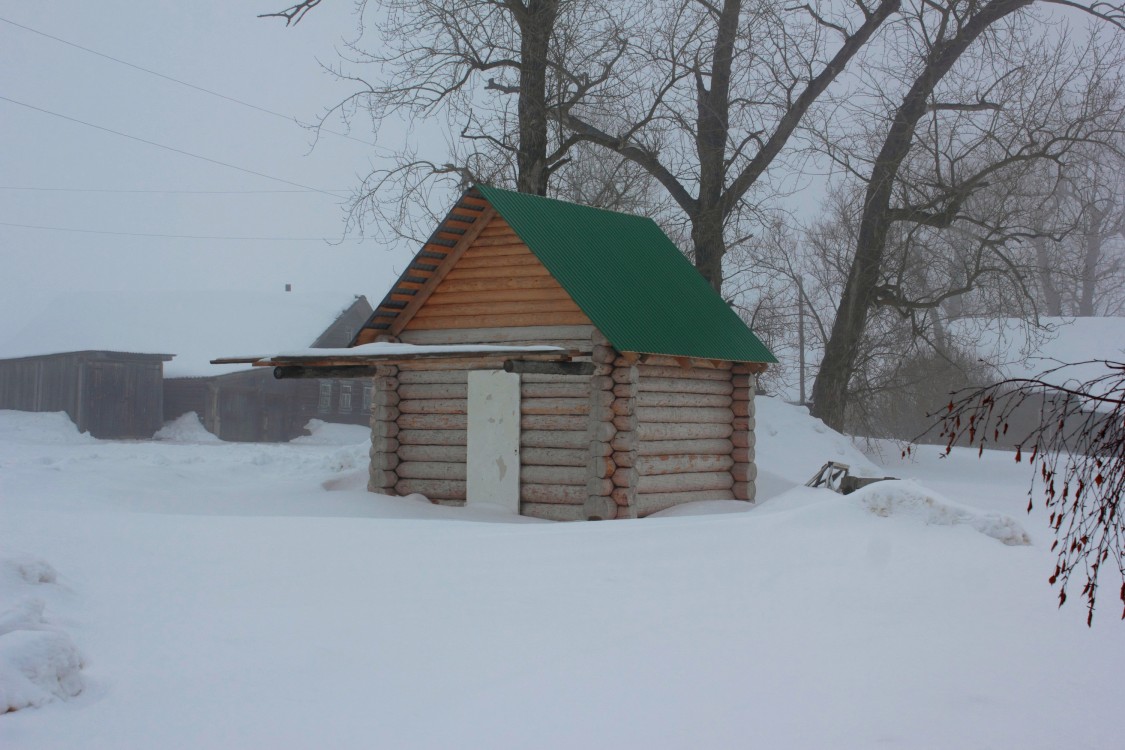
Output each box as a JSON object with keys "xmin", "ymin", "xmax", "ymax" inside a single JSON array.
[{"xmin": 1, "ymin": 401, "xmax": 1122, "ymax": 749}]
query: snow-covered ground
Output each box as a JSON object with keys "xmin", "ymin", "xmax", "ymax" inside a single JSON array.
[{"xmin": 1, "ymin": 402, "xmax": 1121, "ymax": 748}]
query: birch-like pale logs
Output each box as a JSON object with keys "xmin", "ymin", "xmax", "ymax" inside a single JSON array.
[
  {"xmin": 398, "ymin": 399, "xmax": 467, "ymax": 415},
  {"xmin": 397, "ymin": 383, "xmax": 467, "ymax": 400},
  {"xmin": 519, "ymin": 430, "xmax": 588, "ymax": 450},
  {"xmin": 397, "ymin": 429, "xmax": 468, "ymax": 446},
  {"xmin": 397, "ymin": 444, "xmax": 467, "ymax": 463},
  {"xmin": 397, "ymin": 370, "xmax": 468, "ymax": 385},
  {"xmin": 636, "ymin": 377, "xmax": 734, "ymax": 395},
  {"xmin": 630, "ymin": 391, "xmax": 733, "ymax": 409},
  {"xmin": 396, "ymin": 461, "xmax": 468, "ymax": 480},
  {"xmin": 616, "ymin": 365, "xmax": 732, "ymax": 383},
  {"xmin": 520, "ymin": 484, "xmax": 587, "ymax": 504},
  {"xmin": 634, "ymin": 454, "xmax": 734, "ymax": 476},
  {"xmin": 521, "ymin": 446, "xmax": 588, "ymax": 467},
  {"xmin": 520, "ymin": 464, "xmax": 585, "ymax": 485},
  {"xmin": 635, "ymin": 422, "xmax": 734, "ymax": 442},
  {"xmin": 520, "ymin": 382, "xmax": 589, "ymax": 399},
  {"xmin": 520, "ymin": 397, "xmax": 593, "ymax": 416},
  {"xmin": 399, "ymin": 324, "xmax": 595, "ymax": 345},
  {"xmin": 634, "ymin": 471, "xmax": 734, "ymax": 494},
  {"xmin": 520, "ymin": 502, "xmax": 586, "ymax": 521}
]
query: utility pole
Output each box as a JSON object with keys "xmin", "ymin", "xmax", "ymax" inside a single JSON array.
[{"xmin": 797, "ymin": 275, "xmax": 806, "ymax": 405}]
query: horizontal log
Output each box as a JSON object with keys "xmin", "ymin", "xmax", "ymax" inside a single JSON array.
[
  {"xmin": 444, "ymin": 263, "xmax": 553, "ymax": 281},
  {"xmin": 371, "ymin": 452, "xmax": 400, "ymax": 471},
  {"xmin": 521, "ymin": 465, "xmax": 586, "ymax": 485},
  {"xmin": 628, "ymin": 365, "xmax": 733, "ymax": 382},
  {"xmin": 611, "ymin": 431, "xmax": 636, "ymax": 453},
  {"xmin": 633, "ymin": 391, "xmax": 732, "ymax": 409},
  {"xmin": 397, "ymin": 444, "xmax": 466, "ymax": 463},
  {"xmin": 589, "ymin": 421, "xmax": 617, "ymax": 443},
  {"xmin": 420, "ymin": 287, "xmax": 574, "ymax": 307},
  {"xmin": 399, "ymin": 325, "xmax": 595, "ymax": 345},
  {"xmin": 369, "ymin": 469, "xmax": 398, "ymax": 490},
  {"xmin": 370, "ymin": 421, "xmax": 400, "ymax": 439},
  {"xmin": 628, "ymin": 355, "xmax": 732, "ymax": 370},
  {"xmin": 373, "ymin": 390, "xmax": 400, "ymax": 407},
  {"xmin": 396, "ymin": 461, "xmax": 467, "ymax": 481},
  {"xmin": 732, "ymin": 463, "xmax": 757, "ymax": 482},
  {"xmin": 637, "ymin": 471, "xmax": 734, "ymax": 494},
  {"xmin": 520, "ymin": 484, "xmax": 587, "ymax": 504},
  {"xmin": 470, "ymin": 234, "xmax": 529, "ymax": 248},
  {"xmin": 583, "ymin": 496, "xmax": 617, "ymax": 521},
  {"xmin": 520, "ymin": 430, "xmax": 588, "ymax": 450},
  {"xmin": 636, "ymin": 421, "xmax": 734, "ymax": 441},
  {"xmin": 395, "ymin": 478, "xmax": 465, "ymax": 501},
  {"xmin": 731, "ymin": 388, "xmax": 753, "ymax": 401},
  {"xmin": 732, "ymin": 482, "xmax": 754, "ymax": 501},
  {"xmin": 521, "ymin": 382, "xmax": 589, "ymax": 399},
  {"xmin": 522, "ymin": 414, "xmax": 587, "ymax": 431},
  {"xmin": 635, "ymin": 406, "xmax": 733, "ymax": 424},
  {"xmin": 373, "ymin": 376, "xmax": 399, "ymax": 391},
  {"xmin": 396, "ymin": 370, "xmax": 468, "ymax": 384},
  {"xmin": 637, "ymin": 377, "xmax": 733, "ymax": 396},
  {"xmin": 587, "ymin": 477, "xmax": 614, "ymax": 496},
  {"xmin": 520, "ymin": 502, "xmax": 586, "ymax": 521},
  {"xmin": 731, "ymin": 374, "xmax": 755, "ymax": 389},
  {"xmin": 587, "ymin": 455, "xmax": 616, "ymax": 479},
  {"xmin": 732, "ymin": 401, "xmax": 753, "ymax": 417},
  {"xmin": 397, "ymin": 429, "xmax": 467, "ymax": 446},
  {"xmin": 634, "ymin": 489, "xmax": 736, "ymax": 517},
  {"xmin": 521, "ymin": 397, "xmax": 592, "ymax": 416},
  {"xmin": 611, "ymin": 486, "xmax": 636, "ymax": 507},
  {"xmin": 521, "ymin": 447, "xmax": 588, "ymax": 467},
  {"xmin": 638, "ymin": 438, "xmax": 733, "ymax": 457},
  {"xmin": 731, "ymin": 446, "xmax": 752, "ymax": 463},
  {"xmin": 407, "ymin": 311, "xmax": 591, "ymax": 330},
  {"xmin": 369, "ymin": 436, "xmax": 399, "ymax": 456},
  {"xmin": 414, "ymin": 299, "xmax": 584, "ymax": 321},
  {"xmin": 635, "ymin": 454, "xmax": 734, "ymax": 476},
  {"xmin": 506, "ymin": 361, "xmax": 596, "ymax": 376},
  {"xmin": 731, "ymin": 431, "xmax": 752, "ymax": 449},
  {"xmin": 433, "ymin": 276, "xmax": 566, "ymax": 294},
  {"xmin": 398, "ymin": 383, "xmax": 467, "ymax": 400},
  {"xmin": 732, "ymin": 417, "xmax": 754, "ymax": 432},
  {"xmin": 590, "ymin": 441, "xmax": 613, "ymax": 457},
  {"xmin": 455, "ymin": 250, "xmax": 539, "ymax": 268},
  {"xmin": 398, "ymin": 413, "xmax": 467, "ymax": 430},
  {"xmin": 399, "ymin": 399, "xmax": 466, "ymax": 415}
]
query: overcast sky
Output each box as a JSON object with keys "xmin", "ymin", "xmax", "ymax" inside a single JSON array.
[{"xmin": 1, "ymin": 2, "xmax": 418, "ymax": 335}]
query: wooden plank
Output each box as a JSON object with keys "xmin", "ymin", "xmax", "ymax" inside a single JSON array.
[
  {"xmin": 521, "ymin": 414, "xmax": 586, "ymax": 431},
  {"xmin": 520, "ymin": 382, "xmax": 588, "ymax": 399},
  {"xmin": 634, "ymin": 454, "xmax": 734, "ymax": 476},
  {"xmin": 430, "ymin": 276, "xmax": 565, "ymax": 294},
  {"xmin": 633, "ymin": 490, "xmax": 736, "ymax": 517},
  {"xmin": 397, "ymin": 429, "xmax": 467, "ymax": 446},
  {"xmin": 397, "ymin": 413, "xmax": 467, "ymax": 430},
  {"xmin": 635, "ymin": 471, "xmax": 733, "ymax": 494},
  {"xmin": 388, "ymin": 206, "xmax": 497, "ymax": 336},
  {"xmin": 443, "ymin": 264, "xmax": 552, "ymax": 281},
  {"xmin": 471, "ymin": 235, "xmax": 531, "ymax": 248},
  {"xmin": 520, "ymin": 484, "xmax": 586, "ymax": 504},
  {"xmin": 397, "ymin": 444, "xmax": 466, "ymax": 463},
  {"xmin": 455, "ymin": 252, "xmax": 541, "ymax": 269},
  {"xmin": 460, "ymin": 243, "xmax": 530, "ymax": 259},
  {"xmin": 395, "ymin": 478, "xmax": 466, "ymax": 500},
  {"xmin": 399, "ymin": 325, "xmax": 593, "ymax": 345},
  {"xmin": 406, "ymin": 311, "xmax": 591, "ymax": 331},
  {"xmin": 422, "ymin": 287, "xmax": 573, "ymax": 306},
  {"xmin": 413, "ymin": 299, "xmax": 584, "ymax": 319},
  {"xmin": 396, "ymin": 461, "xmax": 467, "ymax": 480}
]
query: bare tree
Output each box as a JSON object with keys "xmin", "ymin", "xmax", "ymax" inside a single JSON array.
[
  {"xmin": 554, "ymin": 0, "xmax": 901, "ymax": 291},
  {"xmin": 810, "ymin": 1, "xmax": 1125, "ymax": 431},
  {"xmin": 920, "ymin": 360, "xmax": 1125, "ymax": 624}
]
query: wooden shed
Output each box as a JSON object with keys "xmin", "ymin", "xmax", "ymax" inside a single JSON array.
[
  {"xmin": 0, "ymin": 350, "xmax": 171, "ymax": 439},
  {"xmin": 254, "ymin": 185, "xmax": 777, "ymax": 520}
]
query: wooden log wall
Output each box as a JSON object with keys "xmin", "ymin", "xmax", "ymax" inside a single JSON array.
[
  {"xmin": 614, "ymin": 357, "xmax": 741, "ymax": 518},
  {"xmin": 731, "ymin": 364, "xmax": 757, "ymax": 502}
]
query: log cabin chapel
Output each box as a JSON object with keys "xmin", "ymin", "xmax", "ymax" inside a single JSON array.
[{"xmin": 242, "ymin": 185, "xmax": 777, "ymax": 520}]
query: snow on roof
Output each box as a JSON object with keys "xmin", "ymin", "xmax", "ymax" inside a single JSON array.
[
  {"xmin": 967, "ymin": 316, "xmax": 1125, "ymax": 388},
  {"xmin": 270, "ymin": 342, "xmax": 566, "ymax": 359},
  {"xmin": 0, "ymin": 291, "xmax": 365, "ymax": 377}
]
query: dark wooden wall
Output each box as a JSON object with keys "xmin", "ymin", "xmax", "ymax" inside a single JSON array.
[{"xmin": 0, "ymin": 351, "xmax": 169, "ymax": 439}]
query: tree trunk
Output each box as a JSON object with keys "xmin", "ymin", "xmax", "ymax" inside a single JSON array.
[
  {"xmin": 1034, "ymin": 236, "xmax": 1064, "ymax": 316},
  {"xmin": 513, "ymin": 0, "xmax": 559, "ymax": 195},
  {"xmin": 811, "ymin": 0, "xmax": 1032, "ymax": 431},
  {"xmin": 1078, "ymin": 206, "xmax": 1105, "ymax": 316}
]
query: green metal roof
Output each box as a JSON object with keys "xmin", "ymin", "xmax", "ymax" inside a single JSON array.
[{"xmin": 475, "ymin": 185, "xmax": 777, "ymax": 364}]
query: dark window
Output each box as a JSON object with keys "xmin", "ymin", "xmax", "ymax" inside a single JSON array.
[
  {"xmin": 363, "ymin": 383, "xmax": 373, "ymax": 411},
  {"xmin": 318, "ymin": 382, "xmax": 332, "ymax": 413},
  {"xmin": 340, "ymin": 382, "xmax": 353, "ymax": 413}
]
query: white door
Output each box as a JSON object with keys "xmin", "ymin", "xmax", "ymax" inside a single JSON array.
[{"xmin": 466, "ymin": 370, "xmax": 521, "ymax": 512}]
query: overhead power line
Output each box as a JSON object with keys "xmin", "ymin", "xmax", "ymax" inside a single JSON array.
[
  {"xmin": 0, "ymin": 95, "xmax": 348, "ymax": 199},
  {"xmin": 0, "ymin": 15, "xmax": 379, "ymax": 150},
  {"xmin": 0, "ymin": 186, "xmax": 351, "ymax": 194},
  {"xmin": 0, "ymin": 220, "xmax": 367, "ymax": 243}
]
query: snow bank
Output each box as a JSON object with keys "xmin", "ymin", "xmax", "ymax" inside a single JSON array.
[
  {"xmin": 154, "ymin": 412, "xmax": 221, "ymax": 443},
  {"xmin": 0, "ymin": 560, "xmax": 84, "ymax": 713},
  {"xmin": 0, "ymin": 411, "xmax": 93, "ymax": 445},
  {"xmin": 851, "ymin": 479, "xmax": 1031, "ymax": 545},
  {"xmin": 292, "ymin": 419, "xmax": 371, "ymax": 446}
]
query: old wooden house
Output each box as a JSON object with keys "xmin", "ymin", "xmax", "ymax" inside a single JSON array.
[
  {"xmin": 253, "ymin": 186, "xmax": 777, "ymax": 519},
  {"xmin": 0, "ymin": 350, "xmax": 172, "ymax": 439},
  {"xmin": 0, "ymin": 291, "xmax": 372, "ymax": 442}
]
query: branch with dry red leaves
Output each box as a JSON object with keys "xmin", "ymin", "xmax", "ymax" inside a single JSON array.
[{"xmin": 911, "ymin": 360, "xmax": 1125, "ymax": 625}]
